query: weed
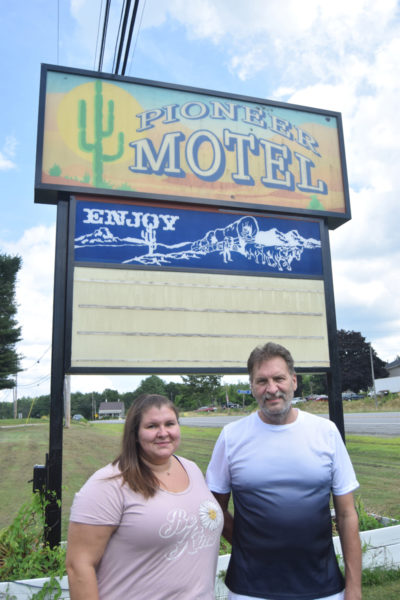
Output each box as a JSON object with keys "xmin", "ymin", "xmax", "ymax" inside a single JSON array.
[
  {"xmin": 363, "ymin": 566, "xmax": 400, "ymax": 586},
  {"xmin": 355, "ymin": 496, "xmax": 385, "ymax": 531},
  {"xmin": 0, "ymin": 493, "xmax": 66, "ymax": 582}
]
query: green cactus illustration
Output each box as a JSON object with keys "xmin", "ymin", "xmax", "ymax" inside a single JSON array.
[
  {"xmin": 308, "ymin": 194, "xmax": 325, "ymax": 211},
  {"xmin": 78, "ymin": 80, "xmax": 124, "ymax": 187},
  {"xmin": 49, "ymin": 163, "xmax": 62, "ymax": 176}
]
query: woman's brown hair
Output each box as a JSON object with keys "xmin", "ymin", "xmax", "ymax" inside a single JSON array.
[{"xmin": 112, "ymin": 393, "xmax": 179, "ymax": 498}]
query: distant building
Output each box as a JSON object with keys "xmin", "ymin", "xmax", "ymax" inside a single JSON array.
[
  {"xmin": 373, "ymin": 376, "xmax": 400, "ymax": 394},
  {"xmin": 386, "ymin": 356, "xmax": 400, "ymax": 377},
  {"xmin": 98, "ymin": 401, "xmax": 125, "ymax": 419}
]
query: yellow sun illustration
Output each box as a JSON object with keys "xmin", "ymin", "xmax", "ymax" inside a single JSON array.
[{"xmin": 56, "ymin": 80, "xmax": 144, "ymax": 163}]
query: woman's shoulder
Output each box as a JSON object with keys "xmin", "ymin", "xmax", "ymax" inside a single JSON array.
[
  {"xmin": 81, "ymin": 462, "xmax": 121, "ymax": 490},
  {"xmin": 71, "ymin": 463, "xmax": 126, "ymax": 524},
  {"xmin": 92, "ymin": 462, "xmax": 119, "ymax": 477}
]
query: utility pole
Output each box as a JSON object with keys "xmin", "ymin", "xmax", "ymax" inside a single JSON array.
[
  {"xmin": 369, "ymin": 343, "xmax": 378, "ymax": 409},
  {"xmin": 13, "ymin": 374, "xmax": 17, "ymax": 418},
  {"xmin": 64, "ymin": 374, "xmax": 71, "ymax": 428}
]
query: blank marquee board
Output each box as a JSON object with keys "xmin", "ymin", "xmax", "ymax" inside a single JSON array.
[
  {"xmin": 67, "ymin": 196, "xmax": 329, "ymax": 373},
  {"xmin": 70, "ymin": 268, "xmax": 329, "ymax": 371}
]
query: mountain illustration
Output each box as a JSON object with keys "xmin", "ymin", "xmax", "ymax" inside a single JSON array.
[
  {"xmin": 75, "ymin": 227, "xmax": 146, "ymax": 247},
  {"xmin": 74, "ymin": 216, "xmax": 321, "ymax": 273}
]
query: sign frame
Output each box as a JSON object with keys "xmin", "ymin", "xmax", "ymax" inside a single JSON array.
[
  {"xmin": 63, "ymin": 196, "xmax": 332, "ymax": 376},
  {"xmin": 35, "ymin": 64, "xmax": 351, "ymax": 230}
]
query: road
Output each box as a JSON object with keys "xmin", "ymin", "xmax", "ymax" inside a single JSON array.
[{"xmin": 180, "ymin": 412, "xmax": 400, "ymax": 437}]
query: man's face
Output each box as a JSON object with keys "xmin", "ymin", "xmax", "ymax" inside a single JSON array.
[{"xmin": 251, "ymin": 356, "xmax": 297, "ymax": 424}]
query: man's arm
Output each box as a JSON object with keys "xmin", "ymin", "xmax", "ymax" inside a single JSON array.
[
  {"xmin": 333, "ymin": 492, "xmax": 362, "ymax": 600},
  {"xmin": 212, "ymin": 491, "xmax": 233, "ymax": 544}
]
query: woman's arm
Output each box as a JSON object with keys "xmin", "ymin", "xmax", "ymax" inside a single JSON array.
[
  {"xmin": 66, "ymin": 522, "xmax": 117, "ymax": 600},
  {"xmin": 333, "ymin": 492, "xmax": 362, "ymax": 600}
]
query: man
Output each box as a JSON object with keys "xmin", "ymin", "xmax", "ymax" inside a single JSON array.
[{"xmin": 206, "ymin": 342, "xmax": 361, "ymax": 600}]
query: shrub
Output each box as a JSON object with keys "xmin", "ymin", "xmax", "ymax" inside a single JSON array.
[{"xmin": 0, "ymin": 493, "xmax": 66, "ymax": 582}]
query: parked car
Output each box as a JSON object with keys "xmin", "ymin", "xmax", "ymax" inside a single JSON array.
[
  {"xmin": 342, "ymin": 392, "xmax": 364, "ymax": 401},
  {"xmin": 196, "ymin": 406, "xmax": 217, "ymax": 412},
  {"xmin": 72, "ymin": 414, "xmax": 85, "ymax": 421},
  {"xmin": 292, "ymin": 397, "xmax": 306, "ymax": 404},
  {"xmin": 225, "ymin": 402, "xmax": 240, "ymax": 409},
  {"xmin": 314, "ymin": 395, "xmax": 329, "ymax": 402}
]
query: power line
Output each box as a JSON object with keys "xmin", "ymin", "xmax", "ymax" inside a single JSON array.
[
  {"xmin": 121, "ymin": 0, "xmax": 140, "ymax": 75},
  {"xmin": 18, "ymin": 374, "xmax": 51, "ymax": 389},
  {"xmin": 127, "ymin": 0, "xmax": 146, "ymax": 76},
  {"xmin": 104, "ymin": 0, "xmax": 142, "ymax": 76},
  {"xmin": 0, "ymin": 388, "xmax": 13, "ymax": 402},
  {"xmin": 94, "ymin": 0, "xmax": 105, "ymax": 69},
  {"xmin": 57, "ymin": 0, "xmax": 60, "ymax": 64},
  {"xmin": 97, "ymin": 0, "xmax": 111, "ymax": 71},
  {"xmin": 114, "ymin": 0, "xmax": 132, "ymax": 74},
  {"xmin": 112, "ymin": 0, "xmax": 126, "ymax": 72},
  {"xmin": 22, "ymin": 345, "xmax": 52, "ymax": 372}
]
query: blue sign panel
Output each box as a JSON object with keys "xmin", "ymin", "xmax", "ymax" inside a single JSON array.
[{"xmin": 74, "ymin": 199, "xmax": 323, "ymax": 276}]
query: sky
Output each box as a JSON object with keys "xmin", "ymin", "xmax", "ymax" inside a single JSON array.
[{"xmin": 1, "ymin": 0, "xmax": 400, "ymax": 401}]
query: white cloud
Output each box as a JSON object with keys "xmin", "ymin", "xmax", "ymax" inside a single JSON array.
[
  {"xmin": 0, "ymin": 153, "xmax": 15, "ymax": 170},
  {"xmin": 331, "ymin": 189, "xmax": 400, "ymax": 361},
  {"xmin": 0, "ymin": 135, "xmax": 17, "ymax": 170},
  {"xmin": 1, "ymin": 225, "xmax": 55, "ymax": 397},
  {"xmin": 158, "ymin": 0, "xmax": 400, "ymax": 97},
  {"xmin": 4, "ymin": 135, "xmax": 17, "ymax": 157}
]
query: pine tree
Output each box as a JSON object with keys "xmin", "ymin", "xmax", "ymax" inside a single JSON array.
[{"xmin": 0, "ymin": 253, "xmax": 22, "ymax": 389}]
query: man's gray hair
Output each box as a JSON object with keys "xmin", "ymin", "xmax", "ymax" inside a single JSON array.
[{"xmin": 247, "ymin": 342, "xmax": 295, "ymax": 380}]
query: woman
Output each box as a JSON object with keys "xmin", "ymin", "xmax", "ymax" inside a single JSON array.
[{"xmin": 66, "ymin": 394, "xmax": 223, "ymax": 600}]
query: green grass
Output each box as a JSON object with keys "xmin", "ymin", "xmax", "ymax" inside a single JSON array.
[
  {"xmin": 362, "ymin": 568, "xmax": 400, "ymax": 599},
  {"xmin": 1, "ymin": 417, "xmax": 399, "ymax": 594},
  {"xmin": 346, "ymin": 436, "xmax": 400, "ymax": 519}
]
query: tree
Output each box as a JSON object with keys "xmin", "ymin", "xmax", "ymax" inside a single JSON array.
[
  {"xmin": 180, "ymin": 375, "xmax": 222, "ymax": 410},
  {"xmin": 71, "ymin": 391, "xmax": 93, "ymax": 419},
  {"xmin": 132, "ymin": 375, "xmax": 167, "ymax": 398},
  {"xmin": 0, "ymin": 253, "xmax": 22, "ymax": 389},
  {"xmin": 298, "ymin": 374, "xmax": 327, "ymax": 397},
  {"xmin": 101, "ymin": 388, "xmax": 120, "ymax": 402},
  {"xmin": 337, "ymin": 329, "xmax": 388, "ymax": 393},
  {"xmin": 0, "ymin": 401, "xmax": 13, "ymax": 418},
  {"xmin": 164, "ymin": 381, "xmax": 183, "ymax": 404}
]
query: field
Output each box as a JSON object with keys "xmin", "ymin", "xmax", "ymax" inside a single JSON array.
[{"xmin": 1, "ymin": 408, "xmax": 400, "ymax": 598}]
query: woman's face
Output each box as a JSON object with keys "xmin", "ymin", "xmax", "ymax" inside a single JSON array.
[{"xmin": 138, "ymin": 405, "xmax": 180, "ymax": 465}]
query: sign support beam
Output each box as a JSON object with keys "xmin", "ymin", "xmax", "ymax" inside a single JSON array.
[
  {"xmin": 321, "ymin": 223, "xmax": 345, "ymax": 441},
  {"xmin": 46, "ymin": 199, "xmax": 69, "ymax": 547}
]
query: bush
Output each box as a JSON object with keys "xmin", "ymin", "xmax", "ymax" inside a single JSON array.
[
  {"xmin": 0, "ymin": 493, "xmax": 66, "ymax": 582},
  {"xmin": 355, "ymin": 496, "xmax": 385, "ymax": 532}
]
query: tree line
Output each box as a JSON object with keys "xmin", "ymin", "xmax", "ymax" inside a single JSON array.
[{"xmin": 0, "ymin": 375, "xmax": 251, "ymax": 420}]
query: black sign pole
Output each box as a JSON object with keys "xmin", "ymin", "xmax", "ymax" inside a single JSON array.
[
  {"xmin": 46, "ymin": 198, "xmax": 69, "ymax": 547},
  {"xmin": 321, "ymin": 222, "xmax": 345, "ymax": 442}
]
